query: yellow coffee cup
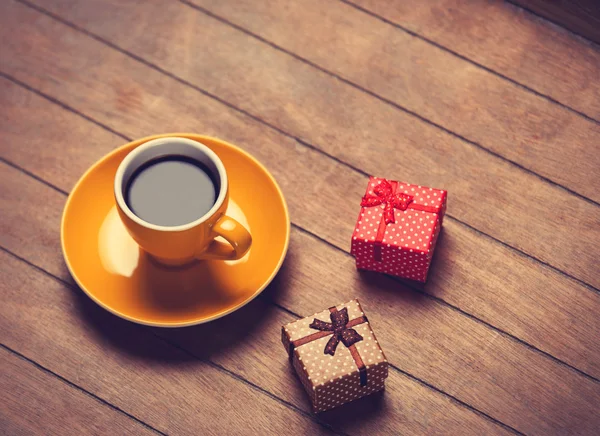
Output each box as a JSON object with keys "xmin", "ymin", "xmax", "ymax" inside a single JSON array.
[{"xmin": 114, "ymin": 137, "xmax": 252, "ymax": 265}]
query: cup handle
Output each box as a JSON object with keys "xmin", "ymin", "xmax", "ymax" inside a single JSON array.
[{"xmin": 197, "ymin": 215, "xmax": 252, "ymax": 261}]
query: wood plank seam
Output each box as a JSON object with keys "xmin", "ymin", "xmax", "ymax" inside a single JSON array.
[
  {"xmin": 176, "ymin": 0, "xmax": 600, "ymax": 206},
  {"xmin": 3, "ymin": 148, "xmax": 598, "ymax": 386},
  {"xmin": 445, "ymin": 219, "xmax": 600, "ymax": 297},
  {"xmin": 5, "ymin": 143, "xmax": 596, "ymax": 396},
  {"xmin": 336, "ymin": 0, "xmax": 600, "ymax": 124},
  {"xmin": 506, "ymin": 0, "xmax": 600, "ymax": 46},
  {"xmin": 3, "ymin": 4, "xmax": 596, "ymax": 436},
  {"xmin": 15, "ymin": 0, "xmax": 600, "ymax": 205},
  {"xmin": 387, "ymin": 364, "xmax": 522, "ymax": 435},
  {"xmin": 0, "ymin": 247, "xmax": 345, "ymax": 436},
  {"xmin": 147, "ymin": 332, "xmax": 346, "ymax": 435},
  {"xmin": 2, "ymin": 126, "xmax": 596, "ymax": 430},
  {"xmin": 0, "ymin": 245, "xmax": 518, "ymax": 436},
  {"xmin": 286, "ymin": 226, "xmax": 600, "ymax": 384},
  {"xmin": 271, "ymin": 300, "xmax": 528, "ymax": 435},
  {"xmin": 4, "ymin": 58, "xmax": 598, "ymax": 300},
  {"xmin": 2, "ymin": 144, "xmax": 596, "ymax": 432},
  {"xmin": 294, "ymin": 134, "xmax": 600, "ymax": 296},
  {"xmin": 18, "ymin": 0, "xmax": 600, "ymax": 210},
  {"xmin": 2, "ymin": 0, "xmax": 595, "ymax": 374},
  {"xmin": 3, "ymin": 154, "xmax": 596, "ymax": 432},
  {"xmin": 176, "ymin": 0, "xmax": 600, "ymax": 195},
  {"xmin": 0, "ymin": 343, "xmax": 166, "ymax": 436},
  {"xmin": 0, "ymin": 74, "xmax": 130, "ymax": 144},
  {"xmin": 14, "ymin": 0, "xmax": 600, "ymax": 278},
  {"xmin": 9, "ymin": 0, "xmax": 599, "ymax": 286},
  {"xmin": 0, "ymin": 156, "xmax": 70, "ymax": 197},
  {"xmin": 231, "ymin": 304, "xmax": 519, "ymax": 434},
  {"xmin": 3, "ymin": 68, "xmax": 599, "ymax": 378}
]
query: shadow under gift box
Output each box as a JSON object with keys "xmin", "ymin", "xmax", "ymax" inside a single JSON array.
[
  {"xmin": 282, "ymin": 299, "xmax": 388, "ymax": 412},
  {"xmin": 351, "ymin": 177, "xmax": 447, "ymax": 282}
]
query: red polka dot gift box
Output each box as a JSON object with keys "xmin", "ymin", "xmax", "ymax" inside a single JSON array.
[
  {"xmin": 282, "ymin": 299, "xmax": 388, "ymax": 413},
  {"xmin": 351, "ymin": 177, "xmax": 447, "ymax": 282}
]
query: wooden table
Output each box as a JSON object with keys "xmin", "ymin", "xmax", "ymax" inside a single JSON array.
[{"xmin": 1, "ymin": 0, "xmax": 599, "ymax": 434}]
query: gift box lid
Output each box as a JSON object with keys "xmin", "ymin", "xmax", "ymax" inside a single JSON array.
[
  {"xmin": 282, "ymin": 299, "xmax": 387, "ymax": 387},
  {"xmin": 361, "ymin": 177, "xmax": 447, "ymax": 215},
  {"xmin": 352, "ymin": 177, "xmax": 447, "ymax": 254}
]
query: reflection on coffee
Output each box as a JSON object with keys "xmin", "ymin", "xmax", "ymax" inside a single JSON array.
[{"xmin": 124, "ymin": 156, "xmax": 218, "ymax": 227}]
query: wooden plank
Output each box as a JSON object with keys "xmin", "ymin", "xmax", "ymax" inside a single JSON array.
[
  {"xmin": 1, "ymin": 5, "xmax": 600, "ymax": 430},
  {"xmin": 160, "ymin": 298, "xmax": 509, "ymax": 436},
  {"xmin": 0, "ymin": 247, "xmax": 334, "ymax": 436},
  {"xmin": 0, "ymin": 348, "xmax": 157, "ymax": 436},
  {"xmin": 2, "ymin": 112, "xmax": 599, "ymax": 434},
  {"xmin": 2, "ymin": 256, "xmax": 509, "ymax": 436},
  {"xmin": 33, "ymin": 0, "xmax": 600, "ymax": 205},
  {"xmin": 11, "ymin": 0, "xmax": 600, "ymax": 290},
  {"xmin": 0, "ymin": 155, "xmax": 511, "ymax": 434},
  {"xmin": 1, "ymin": 4, "xmax": 599, "ymax": 385},
  {"xmin": 3, "ymin": 158, "xmax": 600, "ymax": 435},
  {"xmin": 181, "ymin": 0, "xmax": 600, "ymax": 199},
  {"xmin": 341, "ymin": 0, "xmax": 600, "ymax": 119},
  {"xmin": 510, "ymin": 0, "xmax": 600, "ymax": 45}
]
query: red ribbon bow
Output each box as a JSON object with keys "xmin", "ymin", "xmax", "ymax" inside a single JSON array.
[
  {"xmin": 360, "ymin": 179, "xmax": 414, "ymax": 224},
  {"xmin": 359, "ymin": 178, "xmax": 439, "ymax": 261},
  {"xmin": 309, "ymin": 307, "xmax": 363, "ymax": 356}
]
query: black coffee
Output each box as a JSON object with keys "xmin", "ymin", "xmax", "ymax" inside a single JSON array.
[{"xmin": 124, "ymin": 155, "xmax": 219, "ymax": 227}]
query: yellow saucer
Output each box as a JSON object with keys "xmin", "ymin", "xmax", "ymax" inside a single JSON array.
[{"xmin": 61, "ymin": 134, "xmax": 290, "ymax": 327}]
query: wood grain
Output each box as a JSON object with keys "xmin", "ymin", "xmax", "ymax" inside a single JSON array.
[
  {"xmin": 2, "ymin": 110, "xmax": 599, "ymax": 434},
  {"xmin": 345, "ymin": 0, "xmax": 600, "ymax": 119},
  {"xmin": 0, "ymin": 158, "xmax": 511, "ymax": 433},
  {"xmin": 0, "ymin": 348, "xmax": 157, "ymax": 436},
  {"xmin": 2, "ymin": 2, "xmax": 599, "ymax": 434},
  {"xmin": 1, "ymin": 6, "xmax": 599, "ymax": 384},
  {"xmin": 184, "ymin": 0, "xmax": 600, "ymax": 201},
  {"xmin": 0, "ymin": 244, "xmax": 508, "ymax": 436},
  {"xmin": 12, "ymin": 0, "xmax": 600, "ymax": 289},
  {"xmin": 510, "ymin": 0, "xmax": 600, "ymax": 45},
  {"xmin": 184, "ymin": 0, "xmax": 600, "ymax": 199},
  {"xmin": 0, "ymin": 94, "xmax": 513, "ymax": 434},
  {"xmin": 0, "ymin": 247, "xmax": 334, "ymax": 436},
  {"xmin": 159, "ymin": 302, "xmax": 510, "ymax": 435},
  {"xmin": 36, "ymin": 0, "xmax": 600, "ymax": 206}
]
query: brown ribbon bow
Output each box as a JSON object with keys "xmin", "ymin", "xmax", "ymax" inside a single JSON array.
[
  {"xmin": 309, "ymin": 308, "xmax": 364, "ymax": 356},
  {"xmin": 290, "ymin": 306, "xmax": 369, "ymax": 385}
]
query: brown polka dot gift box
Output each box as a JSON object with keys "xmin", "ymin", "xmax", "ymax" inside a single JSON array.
[
  {"xmin": 351, "ymin": 176, "xmax": 447, "ymax": 282},
  {"xmin": 281, "ymin": 299, "xmax": 388, "ymax": 412}
]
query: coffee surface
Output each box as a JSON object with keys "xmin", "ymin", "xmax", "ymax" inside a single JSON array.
[{"xmin": 125, "ymin": 156, "xmax": 218, "ymax": 227}]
